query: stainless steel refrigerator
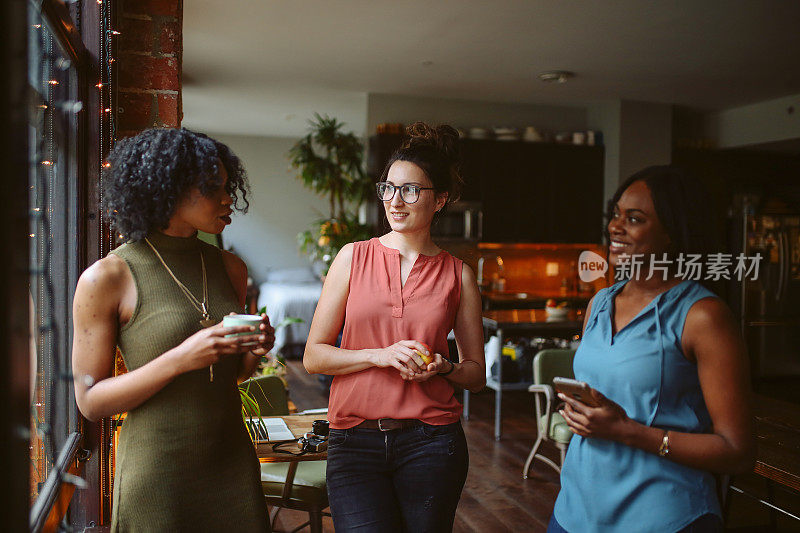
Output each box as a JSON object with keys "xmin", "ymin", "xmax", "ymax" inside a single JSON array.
[{"xmin": 729, "ymin": 198, "xmax": 800, "ymax": 385}]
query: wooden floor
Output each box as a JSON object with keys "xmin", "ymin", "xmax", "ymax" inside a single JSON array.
[
  {"xmin": 273, "ymin": 360, "xmax": 562, "ymax": 533},
  {"xmin": 274, "ymin": 360, "xmax": 800, "ymax": 533}
]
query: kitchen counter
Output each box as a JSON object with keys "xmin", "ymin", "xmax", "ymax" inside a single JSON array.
[{"xmin": 480, "ymin": 290, "xmax": 593, "ymax": 310}]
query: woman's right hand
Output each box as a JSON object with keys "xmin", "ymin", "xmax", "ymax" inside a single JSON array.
[
  {"xmin": 371, "ymin": 340, "xmax": 428, "ymax": 380},
  {"xmin": 169, "ymin": 322, "xmax": 262, "ymax": 375}
]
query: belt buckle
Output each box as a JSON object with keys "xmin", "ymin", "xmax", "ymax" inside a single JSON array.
[{"xmin": 377, "ymin": 418, "xmax": 394, "ymax": 431}]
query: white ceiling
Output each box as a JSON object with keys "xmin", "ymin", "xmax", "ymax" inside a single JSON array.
[{"xmin": 182, "ymin": 0, "xmax": 800, "ymax": 138}]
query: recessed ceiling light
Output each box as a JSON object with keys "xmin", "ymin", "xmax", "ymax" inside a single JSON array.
[{"xmin": 539, "ymin": 70, "xmax": 575, "ymax": 83}]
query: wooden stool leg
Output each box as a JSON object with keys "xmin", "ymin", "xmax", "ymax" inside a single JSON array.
[
  {"xmin": 766, "ymin": 478, "xmax": 777, "ymax": 531},
  {"xmin": 308, "ymin": 510, "xmax": 323, "ymax": 533}
]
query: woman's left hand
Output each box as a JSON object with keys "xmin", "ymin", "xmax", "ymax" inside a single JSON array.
[
  {"xmin": 249, "ymin": 313, "xmax": 276, "ymax": 357},
  {"xmin": 559, "ymin": 388, "xmax": 633, "ymax": 442}
]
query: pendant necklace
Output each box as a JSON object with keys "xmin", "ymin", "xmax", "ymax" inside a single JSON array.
[{"xmin": 145, "ymin": 237, "xmax": 217, "ymax": 381}]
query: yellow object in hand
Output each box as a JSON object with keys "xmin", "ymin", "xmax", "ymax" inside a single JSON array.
[{"xmin": 415, "ymin": 350, "xmax": 433, "ymax": 365}]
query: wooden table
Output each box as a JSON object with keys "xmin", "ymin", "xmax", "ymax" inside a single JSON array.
[
  {"xmin": 751, "ymin": 395, "xmax": 800, "ymax": 492},
  {"xmin": 256, "ymin": 414, "xmax": 328, "ymax": 463},
  {"xmin": 464, "ymin": 308, "xmax": 584, "ymax": 440},
  {"xmin": 721, "ymin": 395, "xmax": 800, "ymax": 524},
  {"xmin": 255, "ymin": 415, "xmax": 328, "ymax": 515}
]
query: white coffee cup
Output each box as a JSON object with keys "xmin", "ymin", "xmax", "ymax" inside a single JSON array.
[{"xmin": 223, "ymin": 314, "xmax": 263, "ymax": 346}]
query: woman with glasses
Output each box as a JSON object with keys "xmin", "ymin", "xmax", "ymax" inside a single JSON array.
[{"xmin": 304, "ymin": 122, "xmax": 485, "ymax": 532}]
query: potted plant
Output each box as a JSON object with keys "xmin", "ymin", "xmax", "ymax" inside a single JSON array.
[{"xmin": 289, "ymin": 113, "xmax": 373, "ymax": 275}]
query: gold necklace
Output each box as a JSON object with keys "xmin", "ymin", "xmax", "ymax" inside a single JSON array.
[{"xmin": 145, "ymin": 237, "xmax": 217, "ymax": 381}]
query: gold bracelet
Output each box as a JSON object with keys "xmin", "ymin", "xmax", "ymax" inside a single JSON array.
[{"xmin": 658, "ymin": 430, "xmax": 670, "ymax": 457}]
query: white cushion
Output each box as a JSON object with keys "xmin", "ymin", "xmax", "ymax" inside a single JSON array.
[{"xmin": 265, "ymin": 267, "xmax": 317, "ymax": 283}]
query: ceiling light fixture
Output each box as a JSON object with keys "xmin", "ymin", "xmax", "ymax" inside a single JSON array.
[{"xmin": 539, "ymin": 70, "xmax": 575, "ymax": 84}]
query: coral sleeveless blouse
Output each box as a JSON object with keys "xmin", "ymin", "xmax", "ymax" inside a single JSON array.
[{"xmin": 327, "ymin": 238, "xmax": 464, "ymax": 429}]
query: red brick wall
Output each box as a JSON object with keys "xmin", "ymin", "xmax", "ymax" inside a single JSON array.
[{"xmin": 116, "ymin": 0, "xmax": 182, "ymax": 137}]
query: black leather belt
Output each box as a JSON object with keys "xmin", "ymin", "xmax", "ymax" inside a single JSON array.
[{"xmin": 355, "ymin": 418, "xmax": 422, "ymax": 431}]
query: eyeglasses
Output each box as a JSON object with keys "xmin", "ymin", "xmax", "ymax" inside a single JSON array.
[{"xmin": 376, "ymin": 182, "xmax": 435, "ymax": 204}]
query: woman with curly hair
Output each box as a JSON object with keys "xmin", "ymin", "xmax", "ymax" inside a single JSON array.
[
  {"xmin": 72, "ymin": 128, "xmax": 273, "ymax": 532},
  {"xmin": 304, "ymin": 122, "xmax": 486, "ymax": 532}
]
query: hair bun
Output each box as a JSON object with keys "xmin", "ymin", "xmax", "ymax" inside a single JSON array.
[{"xmin": 403, "ymin": 122, "xmax": 460, "ymax": 166}]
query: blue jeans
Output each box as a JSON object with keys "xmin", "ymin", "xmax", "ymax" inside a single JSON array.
[
  {"xmin": 326, "ymin": 421, "xmax": 469, "ymax": 532},
  {"xmin": 546, "ymin": 513, "xmax": 722, "ymax": 533}
]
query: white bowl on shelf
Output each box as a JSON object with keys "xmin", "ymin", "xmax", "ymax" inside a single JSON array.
[
  {"xmin": 545, "ymin": 306, "xmax": 569, "ymax": 319},
  {"xmin": 469, "ymin": 127, "xmax": 489, "ymax": 139}
]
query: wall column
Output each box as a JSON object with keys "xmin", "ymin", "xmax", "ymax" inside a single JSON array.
[{"xmin": 117, "ymin": 0, "xmax": 182, "ymax": 136}]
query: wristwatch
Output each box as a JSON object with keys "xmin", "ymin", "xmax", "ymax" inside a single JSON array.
[
  {"xmin": 658, "ymin": 430, "xmax": 670, "ymax": 457},
  {"xmin": 438, "ymin": 359, "xmax": 455, "ymax": 376}
]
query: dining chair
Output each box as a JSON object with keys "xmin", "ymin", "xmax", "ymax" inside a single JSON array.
[
  {"xmin": 523, "ymin": 348, "xmax": 577, "ymax": 479},
  {"xmin": 243, "ymin": 374, "xmax": 290, "ymax": 416},
  {"xmin": 242, "ymin": 375, "xmax": 329, "ymax": 533}
]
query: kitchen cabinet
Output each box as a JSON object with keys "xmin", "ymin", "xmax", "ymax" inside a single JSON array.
[
  {"xmin": 368, "ymin": 134, "xmax": 605, "ymax": 243},
  {"xmin": 544, "ymin": 144, "xmax": 605, "ymax": 243}
]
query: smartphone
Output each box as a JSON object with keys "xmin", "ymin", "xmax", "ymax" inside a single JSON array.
[{"xmin": 552, "ymin": 377, "xmax": 600, "ymax": 407}]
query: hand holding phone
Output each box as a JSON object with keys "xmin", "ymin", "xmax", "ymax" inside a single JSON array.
[{"xmin": 553, "ymin": 377, "xmax": 600, "ymax": 407}]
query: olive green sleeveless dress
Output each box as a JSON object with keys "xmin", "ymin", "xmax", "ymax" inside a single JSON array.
[{"xmin": 109, "ymin": 231, "xmax": 269, "ymax": 532}]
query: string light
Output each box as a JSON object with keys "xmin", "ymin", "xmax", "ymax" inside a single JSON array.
[
  {"xmin": 99, "ymin": 0, "xmax": 117, "ymax": 265},
  {"xmin": 33, "ymin": 208, "xmax": 41, "ymax": 212},
  {"xmin": 48, "ymin": 80, "xmax": 59, "ymax": 85},
  {"xmin": 38, "ymin": 104, "xmax": 48, "ymax": 109},
  {"xmin": 41, "ymin": 160, "xmax": 53, "ymax": 166},
  {"xmin": 32, "ymin": 24, "xmax": 41, "ymax": 29}
]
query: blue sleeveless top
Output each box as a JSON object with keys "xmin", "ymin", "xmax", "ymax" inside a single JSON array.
[{"xmin": 553, "ymin": 280, "xmax": 721, "ymax": 533}]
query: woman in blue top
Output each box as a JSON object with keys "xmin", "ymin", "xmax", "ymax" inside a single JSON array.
[{"xmin": 550, "ymin": 166, "xmax": 754, "ymax": 533}]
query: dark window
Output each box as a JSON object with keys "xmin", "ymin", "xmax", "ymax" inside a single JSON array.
[
  {"xmin": 28, "ymin": 2, "xmax": 82, "ymax": 505},
  {"xmin": 22, "ymin": 0, "xmax": 107, "ymax": 529}
]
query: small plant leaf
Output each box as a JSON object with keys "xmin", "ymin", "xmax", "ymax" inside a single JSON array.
[{"xmin": 277, "ymin": 317, "xmax": 304, "ymax": 329}]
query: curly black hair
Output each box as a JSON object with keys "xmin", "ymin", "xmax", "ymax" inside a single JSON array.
[{"xmin": 103, "ymin": 128, "xmax": 249, "ymax": 241}]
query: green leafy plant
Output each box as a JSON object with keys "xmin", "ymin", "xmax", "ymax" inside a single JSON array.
[
  {"xmin": 239, "ymin": 379, "xmax": 268, "ymax": 443},
  {"xmin": 289, "ymin": 113, "xmax": 373, "ymax": 274},
  {"xmin": 256, "ymin": 308, "xmax": 303, "ymax": 381},
  {"xmin": 297, "ymin": 212, "xmax": 372, "ymax": 275}
]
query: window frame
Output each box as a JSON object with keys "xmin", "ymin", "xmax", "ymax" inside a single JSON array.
[{"xmin": 3, "ymin": 0, "xmax": 35, "ymax": 529}]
